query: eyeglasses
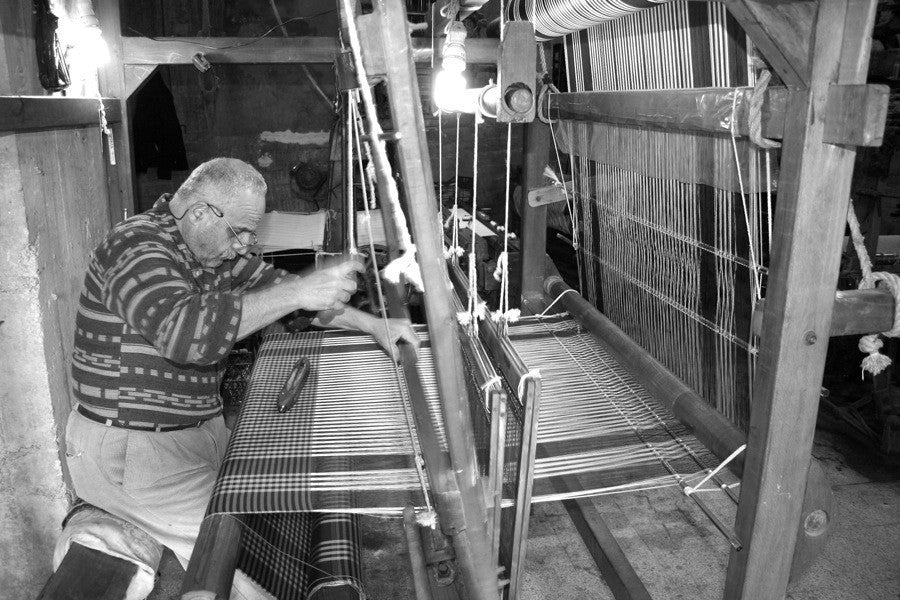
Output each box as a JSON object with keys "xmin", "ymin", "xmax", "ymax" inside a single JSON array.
[
  {"xmin": 174, "ymin": 201, "xmax": 259, "ymax": 251},
  {"xmin": 205, "ymin": 203, "xmax": 259, "ymax": 250}
]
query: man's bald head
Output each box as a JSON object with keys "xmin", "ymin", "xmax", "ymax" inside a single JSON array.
[{"xmin": 171, "ymin": 158, "xmax": 267, "ymax": 218}]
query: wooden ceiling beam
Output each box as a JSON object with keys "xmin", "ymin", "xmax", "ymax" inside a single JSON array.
[
  {"xmin": 0, "ymin": 96, "xmax": 121, "ymax": 132},
  {"xmin": 122, "ymin": 36, "xmax": 499, "ymax": 67}
]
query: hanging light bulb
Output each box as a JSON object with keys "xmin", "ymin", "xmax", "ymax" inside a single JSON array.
[
  {"xmin": 73, "ymin": 0, "xmax": 109, "ymax": 67},
  {"xmin": 434, "ymin": 69, "xmax": 468, "ymax": 112},
  {"xmin": 433, "ymin": 20, "xmax": 469, "ymax": 112}
]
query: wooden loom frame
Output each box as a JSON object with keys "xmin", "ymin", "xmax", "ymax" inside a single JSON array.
[
  {"xmin": 52, "ymin": 0, "xmax": 890, "ymax": 599},
  {"xmin": 517, "ymin": 1, "xmax": 890, "ymax": 599}
]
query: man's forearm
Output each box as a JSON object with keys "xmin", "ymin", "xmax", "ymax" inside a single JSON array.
[
  {"xmin": 312, "ymin": 305, "xmax": 377, "ymax": 334},
  {"xmin": 237, "ymin": 280, "xmax": 305, "ymax": 339}
]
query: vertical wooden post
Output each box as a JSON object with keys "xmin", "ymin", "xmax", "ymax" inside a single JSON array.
[
  {"xmin": 519, "ymin": 119, "xmax": 550, "ymax": 312},
  {"xmin": 723, "ymin": 0, "xmax": 877, "ymax": 598},
  {"xmin": 96, "ymin": 0, "xmax": 136, "ymax": 222},
  {"xmin": 364, "ymin": 1, "xmax": 498, "ymax": 597}
]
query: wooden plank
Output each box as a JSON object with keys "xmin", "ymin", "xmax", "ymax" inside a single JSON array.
[
  {"xmin": 752, "ymin": 288, "xmax": 896, "ymax": 338},
  {"xmin": 0, "ymin": 97, "xmax": 121, "ymax": 131},
  {"xmin": 0, "ymin": 1, "xmax": 42, "ymax": 95},
  {"xmin": 123, "ymin": 36, "xmax": 338, "ymax": 64},
  {"xmin": 96, "ymin": 0, "xmax": 136, "ymax": 222},
  {"xmin": 123, "ymin": 35, "xmax": 498, "ymax": 67},
  {"xmin": 724, "ymin": 0, "xmax": 815, "ymax": 87},
  {"xmin": 519, "ymin": 120, "xmax": 550, "ymax": 312},
  {"xmin": 549, "ymin": 84, "xmax": 888, "ymax": 147},
  {"xmin": 723, "ymin": 0, "xmax": 880, "ymax": 598}
]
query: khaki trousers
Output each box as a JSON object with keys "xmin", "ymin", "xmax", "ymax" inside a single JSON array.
[{"xmin": 65, "ymin": 409, "xmax": 229, "ymax": 568}]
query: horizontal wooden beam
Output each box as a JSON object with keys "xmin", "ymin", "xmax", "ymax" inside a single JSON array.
[
  {"xmin": 549, "ymin": 83, "xmax": 889, "ymax": 147},
  {"xmin": 753, "ymin": 287, "xmax": 896, "ymax": 338},
  {"xmin": 0, "ymin": 96, "xmax": 121, "ymax": 132},
  {"xmin": 123, "ymin": 35, "xmax": 498, "ymax": 67}
]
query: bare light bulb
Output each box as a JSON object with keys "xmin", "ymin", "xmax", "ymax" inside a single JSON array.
[
  {"xmin": 77, "ymin": 25, "xmax": 109, "ymax": 67},
  {"xmin": 433, "ymin": 69, "xmax": 468, "ymax": 112},
  {"xmin": 73, "ymin": 0, "xmax": 109, "ymax": 68}
]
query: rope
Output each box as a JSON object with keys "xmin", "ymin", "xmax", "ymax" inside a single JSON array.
[
  {"xmin": 537, "ymin": 82, "xmax": 559, "ymax": 125},
  {"xmin": 848, "ymin": 199, "xmax": 900, "ymax": 377},
  {"xmin": 340, "ymin": 0, "xmax": 422, "ymax": 290},
  {"xmin": 748, "ymin": 68, "xmax": 781, "ymax": 150}
]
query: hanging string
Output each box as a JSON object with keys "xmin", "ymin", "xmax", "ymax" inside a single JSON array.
[
  {"xmin": 728, "ymin": 89, "xmax": 764, "ymax": 302},
  {"xmin": 348, "ymin": 92, "xmax": 436, "ymax": 522},
  {"xmin": 847, "ymin": 199, "xmax": 900, "ymax": 377},
  {"xmin": 445, "ymin": 113, "xmax": 464, "ymax": 259},
  {"xmin": 438, "ymin": 109, "xmax": 446, "ymax": 249},
  {"xmin": 492, "ymin": 123, "xmax": 521, "ymax": 333},
  {"xmin": 548, "ymin": 104, "xmax": 583, "ymax": 295},
  {"xmin": 458, "ymin": 111, "xmax": 488, "ymax": 327}
]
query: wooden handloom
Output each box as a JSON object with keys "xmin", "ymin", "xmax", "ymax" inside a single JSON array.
[{"xmin": 102, "ymin": 0, "xmax": 890, "ymax": 599}]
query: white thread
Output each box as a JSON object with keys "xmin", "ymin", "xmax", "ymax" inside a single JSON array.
[
  {"xmin": 539, "ymin": 288, "xmax": 578, "ymax": 317},
  {"xmin": 480, "ymin": 375, "xmax": 503, "ymax": 391},
  {"xmin": 729, "ymin": 89, "xmax": 764, "ymax": 302},
  {"xmin": 383, "ymin": 244, "xmax": 424, "ymax": 291},
  {"xmin": 684, "ymin": 444, "xmax": 746, "ymax": 496},
  {"xmin": 415, "ymin": 509, "xmax": 438, "ymax": 528},
  {"xmin": 517, "ymin": 368, "xmax": 541, "ymax": 400}
]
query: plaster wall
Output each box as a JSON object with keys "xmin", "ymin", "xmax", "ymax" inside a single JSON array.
[{"xmin": 0, "ymin": 135, "xmax": 70, "ymax": 599}]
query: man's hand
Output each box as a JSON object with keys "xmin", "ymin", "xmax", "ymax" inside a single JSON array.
[
  {"xmin": 294, "ymin": 261, "xmax": 363, "ymax": 312},
  {"xmin": 370, "ymin": 318, "xmax": 421, "ymax": 363}
]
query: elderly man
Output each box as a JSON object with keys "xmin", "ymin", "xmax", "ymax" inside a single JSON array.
[{"xmin": 64, "ymin": 157, "xmax": 418, "ymax": 575}]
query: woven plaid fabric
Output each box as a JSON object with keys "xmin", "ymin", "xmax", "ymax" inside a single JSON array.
[
  {"xmin": 203, "ymin": 328, "xmax": 448, "ymax": 597},
  {"xmin": 209, "ymin": 327, "xmax": 444, "ymax": 516},
  {"xmin": 236, "ymin": 512, "xmax": 363, "ymax": 600}
]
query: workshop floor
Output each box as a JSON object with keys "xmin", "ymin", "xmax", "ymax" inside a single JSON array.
[{"xmin": 147, "ymin": 428, "xmax": 899, "ymax": 600}]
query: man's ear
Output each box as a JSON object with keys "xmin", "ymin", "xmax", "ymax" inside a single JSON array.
[{"xmin": 187, "ymin": 202, "xmax": 208, "ymax": 223}]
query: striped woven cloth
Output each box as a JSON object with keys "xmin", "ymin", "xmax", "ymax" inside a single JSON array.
[{"xmin": 207, "ymin": 328, "xmax": 442, "ymax": 598}]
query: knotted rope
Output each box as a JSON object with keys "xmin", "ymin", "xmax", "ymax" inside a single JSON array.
[{"xmin": 847, "ymin": 199, "xmax": 900, "ymax": 377}]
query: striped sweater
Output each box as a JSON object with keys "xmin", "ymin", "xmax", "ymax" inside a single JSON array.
[{"xmin": 71, "ymin": 196, "xmax": 286, "ymax": 426}]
